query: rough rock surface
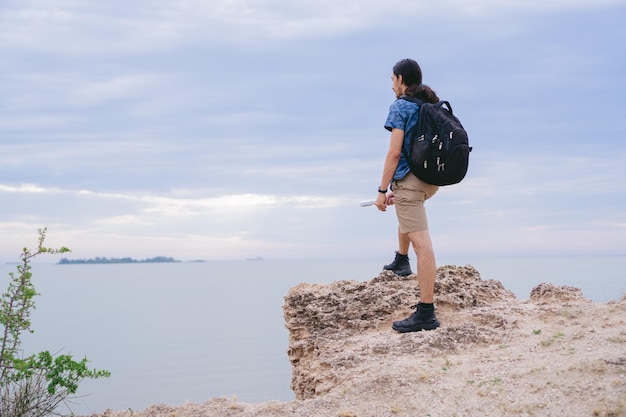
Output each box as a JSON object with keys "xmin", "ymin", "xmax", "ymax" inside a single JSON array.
[
  {"xmin": 86, "ymin": 265, "xmax": 626, "ymax": 417},
  {"xmin": 282, "ymin": 265, "xmax": 517, "ymax": 400}
]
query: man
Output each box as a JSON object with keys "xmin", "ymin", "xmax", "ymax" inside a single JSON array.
[{"xmin": 375, "ymin": 58, "xmax": 441, "ymax": 332}]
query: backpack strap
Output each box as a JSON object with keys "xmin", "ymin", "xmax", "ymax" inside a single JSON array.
[{"xmin": 400, "ymin": 95, "xmax": 455, "ymax": 115}]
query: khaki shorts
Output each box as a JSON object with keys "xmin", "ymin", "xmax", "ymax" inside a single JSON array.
[{"xmin": 393, "ymin": 174, "xmax": 439, "ymax": 233}]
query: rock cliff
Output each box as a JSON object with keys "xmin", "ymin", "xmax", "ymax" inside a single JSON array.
[
  {"xmin": 279, "ymin": 265, "xmax": 625, "ymax": 416},
  {"xmin": 282, "ymin": 265, "xmax": 519, "ymax": 400}
]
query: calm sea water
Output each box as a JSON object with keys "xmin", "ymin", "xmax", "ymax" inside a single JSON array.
[{"xmin": 2, "ymin": 256, "xmax": 624, "ymax": 415}]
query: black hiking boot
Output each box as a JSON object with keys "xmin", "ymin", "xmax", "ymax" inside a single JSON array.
[
  {"xmin": 383, "ymin": 251, "xmax": 412, "ymax": 276},
  {"xmin": 392, "ymin": 303, "xmax": 440, "ymax": 333}
]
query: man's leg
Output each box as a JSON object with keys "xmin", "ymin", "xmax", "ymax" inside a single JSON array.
[
  {"xmin": 383, "ymin": 227, "xmax": 413, "ymax": 276},
  {"xmin": 408, "ymin": 229, "xmax": 435, "ymax": 303},
  {"xmin": 398, "ymin": 227, "xmax": 411, "ymax": 255},
  {"xmin": 391, "ymin": 227, "xmax": 439, "ymax": 332}
]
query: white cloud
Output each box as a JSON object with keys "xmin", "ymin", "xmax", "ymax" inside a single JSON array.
[
  {"xmin": 0, "ymin": 114, "xmax": 79, "ymax": 130},
  {"xmin": 0, "ymin": 183, "xmax": 349, "ymax": 220},
  {"xmin": 70, "ymin": 74, "xmax": 159, "ymax": 107},
  {"xmin": 178, "ymin": 0, "xmax": 626, "ymax": 42},
  {"xmin": 1, "ymin": 0, "xmax": 623, "ymax": 54},
  {"xmin": 1, "ymin": 71, "xmax": 161, "ymax": 112},
  {"xmin": 0, "ymin": 182, "xmax": 362, "ymax": 261},
  {"xmin": 0, "ymin": 184, "xmax": 59, "ymax": 193}
]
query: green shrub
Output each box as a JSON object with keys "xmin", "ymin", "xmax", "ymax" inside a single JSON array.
[{"xmin": 0, "ymin": 228, "xmax": 110, "ymax": 417}]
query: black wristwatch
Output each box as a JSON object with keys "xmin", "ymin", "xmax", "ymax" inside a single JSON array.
[{"xmin": 378, "ymin": 188, "xmax": 387, "ymax": 194}]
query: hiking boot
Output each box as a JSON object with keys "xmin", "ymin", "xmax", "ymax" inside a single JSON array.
[
  {"xmin": 392, "ymin": 303, "xmax": 440, "ymax": 333},
  {"xmin": 383, "ymin": 251, "xmax": 412, "ymax": 276}
]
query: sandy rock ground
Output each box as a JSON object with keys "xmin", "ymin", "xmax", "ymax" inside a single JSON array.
[{"xmin": 85, "ymin": 266, "xmax": 626, "ymax": 417}]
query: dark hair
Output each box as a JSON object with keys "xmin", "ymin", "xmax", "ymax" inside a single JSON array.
[{"xmin": 392, "ymin": 58, "xmax": 439, "ymax": 104}]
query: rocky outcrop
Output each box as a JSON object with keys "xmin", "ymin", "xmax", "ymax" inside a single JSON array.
[
  {"xmin": 529, "ymin": 281, "xmax": 586, "ymax": 303},
  {"xmin": 282, "ymin": 265, "xmax": 519, "ymax": 400}
]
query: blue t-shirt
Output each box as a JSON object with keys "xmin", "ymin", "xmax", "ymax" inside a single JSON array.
[{"xmin": 384, "ymin": 98, "xmax": 420, "ymax": 180}]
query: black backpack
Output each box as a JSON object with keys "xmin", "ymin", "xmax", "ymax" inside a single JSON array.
[{"xmin": 400, "ymin": 96, "xmax": 472, "ymax": 186}]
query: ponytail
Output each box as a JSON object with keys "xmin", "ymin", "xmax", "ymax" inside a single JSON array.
[{"xmin": 404, "ymin": 84, "xmax": 439, "ymax": 104}]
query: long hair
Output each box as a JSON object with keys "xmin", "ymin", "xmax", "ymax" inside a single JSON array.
[{"xmin": 392, "ymin": 59, "xmax": 439, "ymax": 104}]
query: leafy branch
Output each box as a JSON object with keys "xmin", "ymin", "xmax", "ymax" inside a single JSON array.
[{"xmin": 0, "ymin": 228, "xmax": 110, "ymax": 417}]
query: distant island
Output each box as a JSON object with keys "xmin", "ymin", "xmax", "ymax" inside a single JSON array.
[{"xmin": 58, "ymin": 256, "xmax": 180, "ymax": 265}]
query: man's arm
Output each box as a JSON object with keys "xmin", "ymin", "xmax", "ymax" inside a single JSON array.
[{"xmin": 376, "ymin": 128, "xmax": 404, "ymax": 211}]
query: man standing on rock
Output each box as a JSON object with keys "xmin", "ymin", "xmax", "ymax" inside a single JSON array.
[{"xmin": 374, "ymin": 58, "xmax": 440, "ymax": 333}]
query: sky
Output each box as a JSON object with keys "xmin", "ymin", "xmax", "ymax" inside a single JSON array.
[{"xmin": 1, "ymin": 0, "xmax": 625, "ymax": 262}]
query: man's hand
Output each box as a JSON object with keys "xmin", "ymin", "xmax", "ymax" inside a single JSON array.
[{"xmin": 375, "ymin": 192, "xmax": 387, "ymax": 211}]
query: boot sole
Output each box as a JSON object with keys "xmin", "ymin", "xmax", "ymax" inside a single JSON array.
[
  {"xmin": 392, "ymin": 320, "xmax": 440, "ymax": 333},
  {"xmin": 382, "ymin": 268, "xmax": 413, "ymax": 276}
]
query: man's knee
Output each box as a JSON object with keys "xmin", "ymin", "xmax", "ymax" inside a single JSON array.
[{"xmin": 409, "ymin": 230, "xmax": 433, "ymax": 254}]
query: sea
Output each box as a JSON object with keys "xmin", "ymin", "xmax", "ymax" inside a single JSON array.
[{"xmin": 1, "ymin": 256, "xmax": 625, "ymax": 415}]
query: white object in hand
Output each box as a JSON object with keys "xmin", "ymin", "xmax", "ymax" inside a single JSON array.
[{"xmin": 360, "ymin": 199, "xmax": 376, "ymax": 207}]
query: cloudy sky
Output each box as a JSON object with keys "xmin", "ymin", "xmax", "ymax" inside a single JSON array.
[{"xmin": 1, "ymin": 0, "xmax": 625, "ymax": 262}]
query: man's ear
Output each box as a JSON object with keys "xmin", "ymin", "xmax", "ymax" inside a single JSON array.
[{"xmin": 397, "ymin": 74, "xmax": 403, "ymax": 85}]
